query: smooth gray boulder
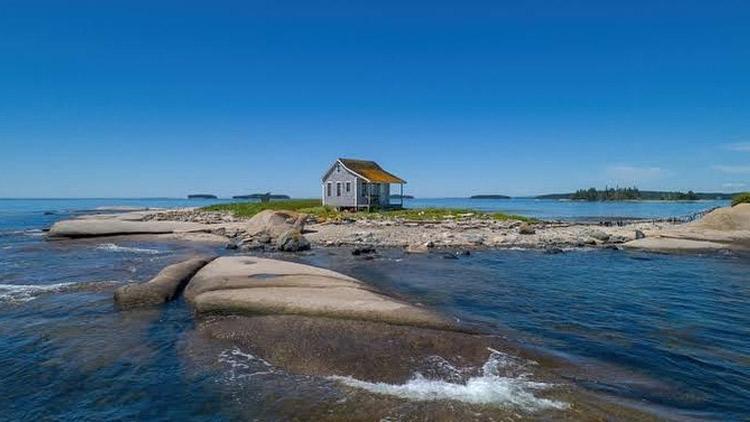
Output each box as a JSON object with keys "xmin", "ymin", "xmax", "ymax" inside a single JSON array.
[
  {"xmin": 185, "ymin": 256, "xmax": 453, "ymax": 330},
  {"xmin": 48, "ymin": 213, "xmax": 211, "ymax": 238},
  {"xmin": 244, "ymin": 210, "xmax": 306, "ymax": 238},
  {"xmin": 114, "ymin": 256, "xmax": 216, "ymax": 309}
]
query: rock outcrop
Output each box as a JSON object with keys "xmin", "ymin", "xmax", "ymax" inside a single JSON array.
[
  {"xmin": 624, "ymin": 204, "xmax": 750, "ymax": 252},
  {"xmin": 184, "ymin": 256, "xmax": 453, "ymax": 330},
  {"xmin": 114, "ymin": 256, "xmax": 216, "ymax": 309},
  {"xmin": 48, "ymin": 212, "xmax": 211, "ymax": 238},
  {"xmin": 239, "ymin": 210, "xmax": 310, "ymax": 252},
  {"xmin": 276, "ymin": 229, "xmax": 311, "ymax": 251},
  {"xmin": 244, "ymin": 210, "xmax": 305, "ymax": 238}
]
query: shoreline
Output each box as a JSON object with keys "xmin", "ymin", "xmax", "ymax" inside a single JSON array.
[{"xmin": 46, "ymin": 207, "xmax": 683, "ymax": 251}]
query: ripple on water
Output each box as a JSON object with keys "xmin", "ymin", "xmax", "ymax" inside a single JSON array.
[{"xmin": 95, "ymin": 243, "xmax": 163, "ymax": 254}]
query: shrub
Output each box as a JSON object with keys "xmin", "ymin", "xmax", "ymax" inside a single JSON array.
[{"xmin": 731, "ymin": 192, "xmax": 750, "ymax": 207}]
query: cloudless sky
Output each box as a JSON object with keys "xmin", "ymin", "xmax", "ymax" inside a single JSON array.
[{"xmin": 1, "ymin": 0, "xmax": 749, "ymax": 198}]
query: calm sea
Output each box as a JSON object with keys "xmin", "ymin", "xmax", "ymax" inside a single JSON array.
[{"xmin": 0, "ymin": 198, "xmax": 747, "ymax": 420}]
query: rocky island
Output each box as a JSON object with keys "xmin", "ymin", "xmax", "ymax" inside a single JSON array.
[{"xmin": 46, "ymin": 199, "xmax": 750, "ymax": 253}]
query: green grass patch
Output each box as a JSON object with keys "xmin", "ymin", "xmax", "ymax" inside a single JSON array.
[
  {"xmin": 202, "ymin": 199, "xmax": 324, "ymax": 218},
  {"xmin": 201, "ymin": 200, "xmax": 531, "ymax": 222},
  {"xmin": 732, "ymin": 192, "xmax": 750, "ymax": 207}
]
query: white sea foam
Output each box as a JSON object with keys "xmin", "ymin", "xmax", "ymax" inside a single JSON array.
[
  {"xmin": 328, "ymin": 349, "xmax": 567, "ymax": 412},
  {"xmin": 218, "ymin": 347, "xmax": 275, "ymax": 381},
  {"xmin": 95, "ymin": 243, "xmax": 162, "ymax": 254},
  {"xmin": 0, "ymin": 282, "xmax": 80, "ymax": 303},
  {"xmin": 0, "ymin": 280, "xmax": 122, "ymax": 303},
  {"xmin": 0, "ymin": 229, "xmax": 44, "ymax": 237}
]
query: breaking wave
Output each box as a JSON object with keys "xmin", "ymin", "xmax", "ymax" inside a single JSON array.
[
  {"xmin": 328, "ymin": 348, "xmax": 568, "ymax": 411},
  {"xmin": 95, "ymin": 243, "xmax": 162, "ymax": 254},
  {"xmin": 0, "ymin": 280, "xmax": 121, "ymax": 304}
]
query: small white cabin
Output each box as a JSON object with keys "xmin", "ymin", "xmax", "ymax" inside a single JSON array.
[{"xmin": 321, "ymin": 158, "xmax": 407, "ymax": 210}]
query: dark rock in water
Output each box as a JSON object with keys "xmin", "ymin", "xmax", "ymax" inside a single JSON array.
[
  {"xmin": 604, "ymin": 245, "xmax": 621, "ymax": 251},
  {"xmin": 276, "ymin": 229, "xmax": 311, "ymax": 252},
  {"xmin": 518, "ymin": 223, "xmax": 536, "ymax": 235},
  {"xmin": 225, "ymin": 242, "xmax": 239, "ymax": 250},
  {"xmin": 457, "ymin": 250, "xmax": 471, "ymax": 256},
  {"xmin": 43, "ymin": 211, "xmax": 56, "ymax": 215},
  {"xmin": 114, "ymin": 256, "xmax": 215, "ymax": 309},
  {"xmin": 635, "ymin": 230, "xmax": 646, "ymax": 239},
  {"xmin": 442, "ymin": 253, "xmax": 459, "ymax": 260},
  {"xmin": 352, "ymin": 246, "xmax": 376, "ymax": 256},
  {"xmin": 544, "ymin": 246, "xmax": 564, "ymax": 254}
]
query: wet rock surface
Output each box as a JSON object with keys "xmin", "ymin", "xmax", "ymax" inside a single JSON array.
[{"xmin": 114, "ymin": 256, "xmax": 216, "ymax": 309}]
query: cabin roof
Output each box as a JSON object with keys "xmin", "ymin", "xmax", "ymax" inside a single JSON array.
[{"xmin": 338, "ymin": 158, "xmax": 406, "ymax": 184}]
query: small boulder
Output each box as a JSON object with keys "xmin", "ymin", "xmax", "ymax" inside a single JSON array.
[
  {"xmin": 405, "ymin": 241, "xmax": 434, "ymax": 254},
  {"xmin": 635, "ymin": 230, "xmax": 646, "ymax": 239},
  {"xmin": 583, "ymin": 228, "xmax": 610, "ymax": 242},
  {"xmin": 276, "ymin": 229, "xmax": 311, "ymax": 252},
  {"xmin": 352, "ymin": 246, "xmax": 376, "ymax": 256},
  {"xmin": 518, "ymin": 223, "xmax": 536, "ymax": 235}
]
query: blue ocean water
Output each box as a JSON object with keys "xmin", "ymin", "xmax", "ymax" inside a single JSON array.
[
  {"xmin": 0, "ymin": 198, "xmax": 747, "ymax": 420},
  {"xmin": 404, "ymin": 197, "xmax": 730, "ymax": 220}
]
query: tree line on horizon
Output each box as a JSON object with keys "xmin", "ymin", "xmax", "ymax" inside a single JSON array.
[{"xmin": 569, "ymin": 186, "xmax": 700, "ymax": 201}]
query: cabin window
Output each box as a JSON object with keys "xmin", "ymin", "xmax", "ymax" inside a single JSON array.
[
  {"xmin": 326, "ymin": 182, "xmax": 332, "ymax": 196},
  {"xmin": 336, "ymin": 182, "xmax": 341, "ymax": 196},
  {"xmin": 345, "ymin": 182, "xmax": 351, "ymax": 193},
  {"xmin": 336, "ymin": 163, "xmax": 341, "ymax": 172},
  {"xmin": 361, "ymin": 182, "xmax": 368, "ymax": 196}
]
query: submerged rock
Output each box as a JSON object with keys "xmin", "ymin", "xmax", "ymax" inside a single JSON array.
[{"xmin": 114, "ymin": 256, "xmax": 215, "ymax": 309}]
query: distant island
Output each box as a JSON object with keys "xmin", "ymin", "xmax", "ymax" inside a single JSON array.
[
  {"xmin": 537, "ymin": 187, "xmax": 737, "ymax": 201},
  {"xmin": 390, "ymin": 194, "xmax": 414, "ymax": 199},
  {"xmin": 232, "ymin": 194, "xmax": 291, "ymax": 200},
  {"xmin": 470, "ymin": 195, "xmax": 511, "ymax": 199},
  {"xmin": 187, "ymin": 194, "xmax": 217, "ymax": 199}
]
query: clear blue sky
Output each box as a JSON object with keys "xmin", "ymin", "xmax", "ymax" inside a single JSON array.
[{"xmin": 1, "ymin": 0, "xmax": 749, "ymax": 198}]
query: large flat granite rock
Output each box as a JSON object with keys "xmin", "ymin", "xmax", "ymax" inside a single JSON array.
[
  {"xmin": 48, "ymin": 213, "xmax": 212, "ymax": 238},
  {"xmin": 185, "ymin": 256, "xmax": 454, "ymax": 330},
  {"xmin": 624, "ymin": 204, "xmax": 750, "ymax": 252}
]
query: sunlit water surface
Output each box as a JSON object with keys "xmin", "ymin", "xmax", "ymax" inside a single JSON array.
[{"xmin": 0, "ymin": 199, "xmax": 747, "ymax": 420}]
